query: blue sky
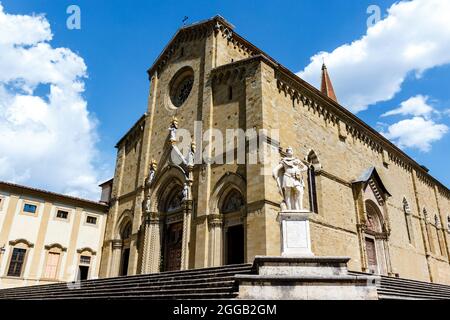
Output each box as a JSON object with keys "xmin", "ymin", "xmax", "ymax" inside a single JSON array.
[{"xmin": 0, "ymin": 0, "xmax": 449, "ymax": 199}]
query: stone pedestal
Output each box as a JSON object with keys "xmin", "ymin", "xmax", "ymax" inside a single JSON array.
[
  {"xmin": 236, "ymin": 256, "xmax": 379, "ymax": 300},
  {"xmin": 279, "ymin": 210, "xmax": 313, "ymax": 257}
]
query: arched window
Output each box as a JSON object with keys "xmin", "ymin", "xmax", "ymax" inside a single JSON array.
[
  {"xmin": 403, "ymin": 198, "xmax": 413, "ymax": 244},
  {"xmin": 221, "ymin": 189, "xmax": 244, "ymax": 214},
  {"xmin": 434, "ymin": 215, "xmax": 440, "ymax": 228},
  {"xmin": 7, "ymin": 239, "xmax": 33, "ymax": 278},
  {"xmin": 228, "ymin": 85, "xmax": 233, "ymax": 101},
  {"xmin": 307, "ymin": 151, "xmax": 320, "ymax": 214},
  {"xmin": 423, "ymin": 208, "xmax": 435, "ymax": 254}
]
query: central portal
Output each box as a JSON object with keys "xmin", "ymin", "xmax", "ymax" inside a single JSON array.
[{"xmin": 164, "ymin": 222, "xmax": 183, "ymax": 271}]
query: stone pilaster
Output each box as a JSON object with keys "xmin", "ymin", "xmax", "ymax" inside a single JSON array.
[
  {"xmin": 140, "ymin": 211, "xmax": 162, "ymax": 274},
  {"xmin": 208, "ymin": 214, "xmax": 223, "ymax": 267},
  {"xmin": 181, "ymin": 200, "xmax": 193, "ymax": 270},
  {"xmin": 110, "ymin": 240, "xmax": 123, "ymax": 277}
]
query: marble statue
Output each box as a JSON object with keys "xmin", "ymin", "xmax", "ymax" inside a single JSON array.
[
  {"xmin": 182, "ymin": 183, "xmax": 190, "ymax": 201},
  {"xmin": 146, "ymin": 159, "xmax": 157, "ymax": 187},
  {"xmin": 144, "ymin": 194, "xmax": 152, "ymax": 213},
  {"xmin": 168, "ymin": 117, "xmax": 179, "ymax": 144},
  {"xmin": 186, "ymin": 141, "xmax": 196, "ymax": 167},
  {"xmin": 272, "ymin": 147, "xmax": 308, "ymax": 211}
]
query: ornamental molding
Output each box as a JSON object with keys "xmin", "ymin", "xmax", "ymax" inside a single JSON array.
[
  {"xmin": 273, "ymin": 68, "xmax": 450, "ymax": 195},
  {"xmin": 77, "ymin": 247, "xmax": 97, "ymax": 255},
  {"xmin": 44, "ymin": 243, "xmax": 67, "ymax": 252}
]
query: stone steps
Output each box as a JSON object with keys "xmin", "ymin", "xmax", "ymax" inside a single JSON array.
[
  {"xmin": 0, "ymin": 264, "xmax": 254, "ymax": 300},
  {"xmin": 0, "ymin": 272, "xmax": 244, "ymax": 295},
  {"xmin": 349, "ymin": 271, "xmax": 450, "ymax": 300}
]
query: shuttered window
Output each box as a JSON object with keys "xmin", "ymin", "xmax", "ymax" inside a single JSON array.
[
  {"xmin": 7, "ymin": 248, "xmax": 26, "ymax": 277},
  {"xmin": 43, "ymin": 252, "xmax": 60, "ymax": 279}
]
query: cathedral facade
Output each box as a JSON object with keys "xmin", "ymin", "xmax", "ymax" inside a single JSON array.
[{"xmin": 98, "ymin": 16, "xmax": 450, "ymax": 285}]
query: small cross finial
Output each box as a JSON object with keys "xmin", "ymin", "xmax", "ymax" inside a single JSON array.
[{"xmin": 182, "ymin": 16, "xmax": 189, "ymax": 26}]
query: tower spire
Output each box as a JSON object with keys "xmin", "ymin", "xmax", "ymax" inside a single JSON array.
[{"xmin": 320, "ymin": 62, "xmax": 338, "ymax": 103}]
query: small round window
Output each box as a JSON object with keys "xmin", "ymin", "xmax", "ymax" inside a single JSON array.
[{"xmin": 169, "ymin": 67, "xmax": 194, "ymax": 108}]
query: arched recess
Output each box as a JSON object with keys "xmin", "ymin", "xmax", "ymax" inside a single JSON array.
[
  {"xmin": 115, "ymin": 210, "xmax": 133, "ymax": 239},
  {"xmin": 306, "ymin": 150, "xmax": 321, "ymax": 213},
  {"xmin": 208, "ymin": 172, "xmax": 246, "ymax": 267},
  {"xmin": 364, "ymin": 199, "xmax": 390, "ymax": 275},
  {"xmin": 148, "ymin": 165, "xmax": 188, "ymax": 273},
  {"xmin": 150, "ymin": 165, "xmax": 187, "ymax": 213},
  {"xmin": 209, "ymin": 172, "xmax": 246, "ymax": 214},
  {"xmin": 111, "ymin": 210, "xmax": 133, "ymax": 277}
]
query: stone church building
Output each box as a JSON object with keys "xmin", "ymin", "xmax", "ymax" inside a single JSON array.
[{"xmin": 98, "ymin": 16, "xmax": 450, "ymax": 285}]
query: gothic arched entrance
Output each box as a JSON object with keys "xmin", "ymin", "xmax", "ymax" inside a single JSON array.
[
  {"xmin": 221, "ymin": 189, "xmax": 245, "ymax": 265},
  {"xmin": 162, "ymin": 186, "xmax": 184, "ymax": 272},
  {"xmin": 119, "ymin": 222, "xmax": 132, "ymax": 276},
  {"xmin": 364, "ymin": 200, "xmax": 389, "ymax": 274}
]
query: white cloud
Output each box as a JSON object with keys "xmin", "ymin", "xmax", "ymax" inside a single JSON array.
[
  {"xmin": 381, "ymin": 95, "xmax": 434, "ymax": 118},
  {"xmin": 381, "ymin": 117, "xmax": 448, "ymax": 152},
  {"xmin": 298, "ymin": 0, "xmax": 450, "ymax": 113},
  {"xmin": 0, "ymin": 4, "xmax": 106, "ymax": 199}
]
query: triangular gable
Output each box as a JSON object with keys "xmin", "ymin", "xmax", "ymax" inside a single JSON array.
[
  {"xmin": 353, "ymin": 167, "xmax": 392, "ymax": 200},
  {"xmin": 147, "ymin": 15, "xmax": 235, "ymax": 77}
]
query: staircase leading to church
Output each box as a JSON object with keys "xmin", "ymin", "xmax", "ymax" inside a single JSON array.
[
  {"xmin": 2, "ymin": 264, "xmax": 450, "ymax": 300},
  {"xmin": 0, "ymin": 264, "xmax": 254, "ymax": 300},
  {"xmin": 349, "ymin": 271, "xmax": 450, "ymax": 300}
]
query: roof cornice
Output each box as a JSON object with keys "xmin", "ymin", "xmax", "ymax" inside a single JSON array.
[
  {"xmin": 0, "ymin": 181, "xmax": 108, "ymax": 211},
  {"xmin": 210, "ymin": 55, "xmax": 449, "ymax": 196}
]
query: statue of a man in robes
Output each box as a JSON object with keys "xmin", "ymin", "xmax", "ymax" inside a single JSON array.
[{"xmin": 272, "ymin": 147, "xmax": 308, "ymax": 211}]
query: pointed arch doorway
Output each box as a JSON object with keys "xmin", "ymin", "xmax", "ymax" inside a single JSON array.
[
  {"xmin": 119, "ymin": 222, "xmax": 132, "ymax": 276},
  {"xmin": 162, "ymin": 186, "xmax": 184, "ymax": 272},
  {"xmin": 221, "ymin": 189, "xmax": 245, "ymax": 265}
]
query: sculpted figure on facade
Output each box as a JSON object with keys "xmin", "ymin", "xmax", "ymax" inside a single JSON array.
[
  {"xmin": 143, "ymin": 193, "xmax": 152, "ymax": 214},
  {"xmin": 273, "ymin": 147, "xmax": 308, "ymax": 211},
  {"xmin": 146, "ymin": 159, "xmax": 157, "ymax": 187},
  {"xmin": 168, "ymin": 116, "xmax": 179, "ymax": 144},
  {"xmin": 186, "ymin": 141, "xmax": 196, "ymax": 167},
  {"xmin": 182, "ymin": 183, "xmax": 190, "ymax": 201}
]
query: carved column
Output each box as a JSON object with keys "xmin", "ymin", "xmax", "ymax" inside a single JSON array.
[
  {"xmin": 181, "ymin": 200, "xmax": 193, "ymax": 270},
  {"xmin": 140, "ymin": 212, "xmax": 152, "ymax": 274},
  {"xmin": 110, "ymin": 240, "xmax": 123, "ymax": 277},
  {"xmin": 208, "ymin": 214, "xmax": 223, "ymax": 267},
  {"xmin": 139, "ymin": 211, "xmax": 163, "ymax": 274}
]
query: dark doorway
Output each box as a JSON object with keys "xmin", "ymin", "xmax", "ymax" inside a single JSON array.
[
  {"xmin": 365, "ymin": 237, "xmax": 378, "ymax": 274},
  {"xmin": 78, "ymin": 266, "xmax": 89, "ymax": 280},
  {"xmin": 164, "ymin": 222, "xmax": 183, "ymax": 271},
  {"xmin": 226, "ymin": 225, "xmax": 244, "ymax": 265},
  {"xmin": 120, "ymin": 248, "xmax": 130, "ymax": 276}
]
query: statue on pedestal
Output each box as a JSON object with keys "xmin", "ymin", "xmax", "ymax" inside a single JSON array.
[
  {"xmin": 182, "ymin": 183, "xmax": 190, "ymax": 201},
  {"xmin": 146, "ymin": 159, "xmax": 157, "ymax": 187},
  {"xmin": 168, "ymin": 117, "xmax": 179, "ymax": 144},
  {"xmin": 186, "ymin": 141, "xmax": 196, "ymax": 167},
  {"xmin": 143, "ymin": 193, "xmax": 152, "ymax": 214},
  {"xmin": 272, "ymin": 147, "xmax": 308, "ymax": 211}
]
